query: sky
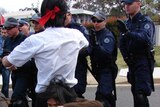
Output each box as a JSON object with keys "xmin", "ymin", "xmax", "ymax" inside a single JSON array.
[{"xmin": 0, "ymin": 0, "xmax": 43, "ymax": 12}]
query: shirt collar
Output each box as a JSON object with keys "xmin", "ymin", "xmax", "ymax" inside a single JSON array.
[{"xmin": 129, "ymin": 12, "xmax": 142, "ymax": 22}]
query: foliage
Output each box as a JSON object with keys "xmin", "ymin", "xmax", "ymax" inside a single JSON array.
[
  {"xmin": 73, "ymin": 0, "xmax": 160, "ymax": 23},
  {"xmin": 73, "ymin": 0, "xmax": 119, "ymax": 14},
  {"xmin": 155, "ymin": 46, "xmax": 160, "ymax": 67}
]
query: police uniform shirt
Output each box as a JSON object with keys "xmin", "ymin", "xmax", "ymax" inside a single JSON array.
[
  {"xmin": 7, "ymin": 27, "xmax": 89, "ymax": 93},
  {"xmin": 120, "ymin": 12, "xmax": 155, "ymax": 56},
  {"xmin": 3, "ymin": 32, "xmax": 26, "ymax": 56},
  {"xmin": 93, "ymin": 28, "xmax": 115, "ymax": 61}
]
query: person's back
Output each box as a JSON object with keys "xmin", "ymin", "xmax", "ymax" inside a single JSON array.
[
  {"xmin": 26, "ymin": 27, "xmax": 87, "ymax": 91},
  {"xmin": 64, "ymin": 12, "xmax": 89, "ymax": 98}
]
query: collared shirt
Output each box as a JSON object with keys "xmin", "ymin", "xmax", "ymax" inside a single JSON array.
[{"xmin": 7, "ymin": 27, "xmax": 89, "ymax": 93}]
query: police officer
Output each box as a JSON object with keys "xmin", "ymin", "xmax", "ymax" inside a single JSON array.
[
  {"xmin": 117, "ymin": 0, "xmax": 155, "ymax": 107},
  {"xmin": 64, "ymin": 11, "xmax": 89, "ymax": 98},
  {"xmin": 27, "ymin": 13, "xmax": 44, "ymax": 107},
  {"xmin": 0, "ymin": 27, "xmax": 10, "ymax": 98},
  {"xmin": 30, "ymin": 13, "xmax": 44, "ymax": 33},
  {"xmin": 19, "ymin": 20, "xmax": 33, "ymax": 37},
  {"xmin": 2, "ymin": 17, "xmax": 29, "ymax": 107},
  {"xmin": 90, "ymin": 11, "xmax": 118, "ymax": 107}
]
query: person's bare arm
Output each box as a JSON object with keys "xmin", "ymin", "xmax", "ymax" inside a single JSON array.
[
  {"xmin": 2, "ymin": 56, "xmax": 12, "ymax": 67},
  {"xmin": 2, "ymin": 56, "xmax": 17, "ymax": 71}
]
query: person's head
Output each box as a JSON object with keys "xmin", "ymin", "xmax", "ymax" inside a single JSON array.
[
  {"xmin": 0, "ymin": 27, "xmax": 7, "ymax": 37},
  {"xmin": 30, "ymin": 13, "xmax": 44, "ymax": 33},
  {"xmin": 40, "ymin": 75, "xmax": 77, "ymax": 107},
  {"xmin": 3, "ymin": 17, "xmax": 19, "ymax": 38},
  {"xmin": 40, "ymin": 0, "xmax": 68, "ymax": 28},
  {"xmin": 121, "ymin": 0, "xmax": 141, "ymax": 17},
  {"xmin": 64, "ymin": 11, "xmax": 72, "ymax": 26},
  {"xmin": 91, "ymin": 11, "xmax": 106, "ymax": 31},
  {"xmin": 19, "ymin": 20, "xmax": 30, "ymax": 36}
]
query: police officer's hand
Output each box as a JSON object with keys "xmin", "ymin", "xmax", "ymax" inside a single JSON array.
[{"xmin": 117, "ymin": 19, "xmax": 128, "ymax": 33}]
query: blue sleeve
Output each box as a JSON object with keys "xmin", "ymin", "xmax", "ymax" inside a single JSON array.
[
  {"xmin": 119, "ymin": 34, "xmax": 129, "ymax": 59},
  {"xmin": 127, "ymin": 21, "xmax": 155, "ymax": 47},
  {"xmin": 94, "ymin": 32, "xmax": 115, "ymax": 58}
]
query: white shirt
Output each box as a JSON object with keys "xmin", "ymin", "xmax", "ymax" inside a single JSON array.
[{"xmin": 7, "ymin": 27, "xmax": 89, "ymax": 93}]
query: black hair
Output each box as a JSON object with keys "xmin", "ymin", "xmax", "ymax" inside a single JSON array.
[
  {"xmin": 40, "ymin": 0, "xmax": 68, "ymax": 28},
  {"xmin": 40, "ymin": 75, "xmax": 77, "ymax": 105}
]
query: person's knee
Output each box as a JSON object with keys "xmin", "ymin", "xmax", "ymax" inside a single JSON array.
[
  {"xmin": 134, "ymin": 94, "xmax": 149, "ymax": 107},
  {"xmin": 11, "ymin": 98, "xmax": 28, "ymax": 107},
  {"xmin": 96, "ymin": 93, "xmax": 115, "ymax": 107}
]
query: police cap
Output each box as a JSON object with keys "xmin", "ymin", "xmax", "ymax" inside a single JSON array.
[
  {"xmin": 30, "ymin": 13, "xmax": 41, "ymax": 22},
  {"xmin": 121, "ymin": 0, "xmax": 140, "ymax": 4},
  {"xmin": 19, "ymin": 20, "xmax": 29, "ymax": 26},
  {"xmin": 3, "ymin": 17, "xmax": 19, "ymax": 28},
  {"xmin": 91, "ymin": 11, "xmax": 106, "ymax": 21}
]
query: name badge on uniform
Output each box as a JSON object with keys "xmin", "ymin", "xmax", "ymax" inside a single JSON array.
[
  {"xmin": 144, "ymin": 24, "xmax": 150, "ymax": 29},
  {"xmin": 104, "ymin": 37, "xmax": 110, "ymax": 43}
]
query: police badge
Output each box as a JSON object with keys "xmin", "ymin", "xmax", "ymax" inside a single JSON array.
[{"xmin": 144, "ymin": 24, "xmax": 150, "ymax": 29}]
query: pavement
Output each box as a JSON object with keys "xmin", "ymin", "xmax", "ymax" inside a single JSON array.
[
  {"xmin": 0, "ymin": 67, "xmax": 160, "ymax": 86},
  {"xmin": 87, "ymin": 67, "xmax": 160, "ymax": 85},
  {"xmin": 87, "ymin": 71, "xmax": 128, "ymax": 85}
]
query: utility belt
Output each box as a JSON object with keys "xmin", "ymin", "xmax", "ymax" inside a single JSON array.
[
  {"xmin": 126, "ymin": 50, "xmax": 155, "ymax": 66},
  {"xmin": 128, "ymin": 49, "xmax": 154, "ymax": 58}
]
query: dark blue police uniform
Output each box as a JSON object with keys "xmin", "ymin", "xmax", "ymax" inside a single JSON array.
[
  {"xmin": 66, "ymin": 22, "xmax": 89, "ymax": 98},
  {"xmin": 90, "ymin": 28, "xmax": 118, "ymax": 107},
  {"xmin": 119, "ymin": 12, "xmax": 155, "ymax": 107}
]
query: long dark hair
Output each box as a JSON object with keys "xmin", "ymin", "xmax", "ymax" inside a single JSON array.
[
  {"xmin": 40, "ymin": 0, "xmax": 68, "ymax": 28},
  {"xmin": 40, "ymin": 75, "xmax": 77, "ymax": 105}
]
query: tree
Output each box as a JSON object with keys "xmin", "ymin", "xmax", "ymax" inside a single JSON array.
[
  {"xmin": 140, "ymin": 0, "xmax": 160, "ymax": 23},
  {"xmin": 73, "ymin": 0, "xmax": 118, "ymax": 14},
  {"xmin": 73, "ymin": 0, "xmax": 160, "ymax": 22}
]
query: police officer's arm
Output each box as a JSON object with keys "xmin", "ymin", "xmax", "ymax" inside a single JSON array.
[
  {"xmin": 79, "ymin": 47, "xmax": 88, "ymax": 57},
  {"xmin": 119, "ymin": 35, "xmax": 129, "ymax": 63},
  {"xmin": 94, "ymin": 34, "xmax": 115, "ymax": 59},
  {"xmin": 125, "ymin": 21, "xmax": 154, "ymax": 46}
]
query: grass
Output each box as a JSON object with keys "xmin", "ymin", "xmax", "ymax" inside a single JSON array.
[
  {"xmin": 116, "ymin": 46, "xmax": 160, "ymax": 69},
  {"xmin": 154, "ymin": 46, "xmax": 160, "ymax": 67}
]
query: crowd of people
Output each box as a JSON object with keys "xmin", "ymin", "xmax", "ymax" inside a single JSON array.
[{"xmin": 0, "ymin": 0, "xmax": 156, "ymax": 107}]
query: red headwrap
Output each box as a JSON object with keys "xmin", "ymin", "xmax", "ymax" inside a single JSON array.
[{"xmin": 39, "ymin": 6, "xmax": 61, "ymax": 26}]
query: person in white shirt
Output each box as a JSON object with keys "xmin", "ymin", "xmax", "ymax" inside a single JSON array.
[{"xmin": 2, "ymin": 0, "xmax": 88, "ymax": 107}]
